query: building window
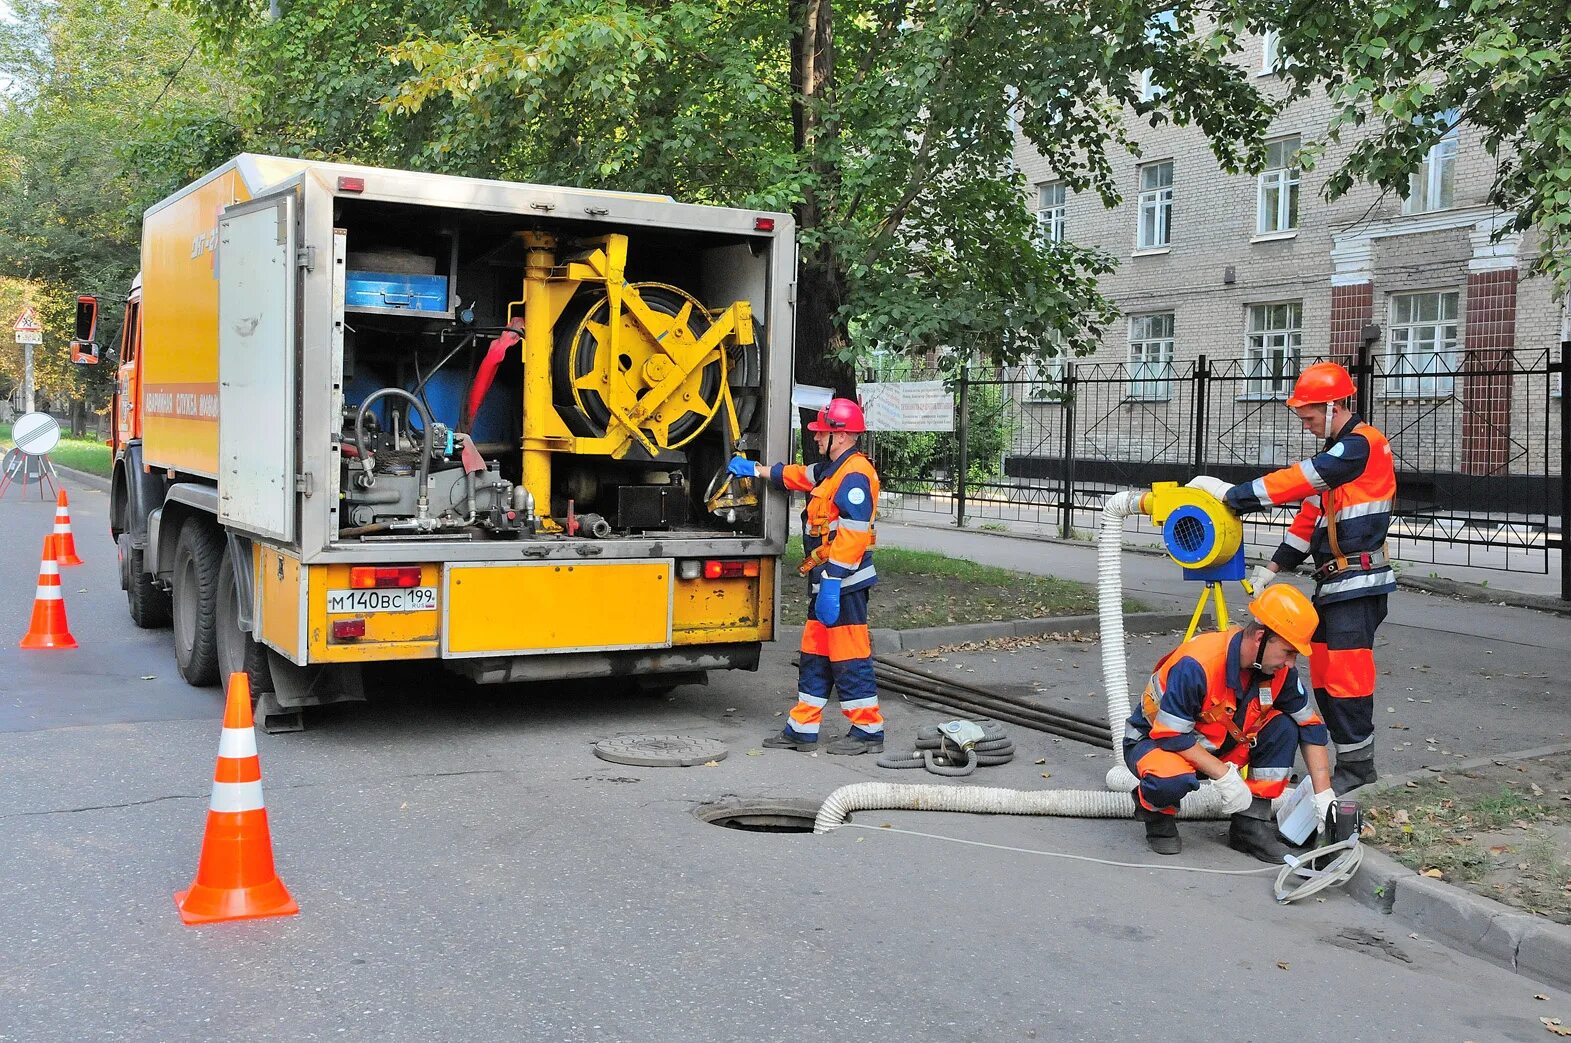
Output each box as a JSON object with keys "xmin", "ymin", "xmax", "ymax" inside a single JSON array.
[
  {"xmin": 1137, "ymin": 161, "xmax": 1173, "ymax": 249},
  {"xmin": 1386, "ymin": 291, "xmax": 1460, "ymax": 398},
  {"xmin": 1138, "ymin": 69, "xmax": 1165, "ymax": 102},
  {"xmin": 1403, "ymin": 110, "xmax": 1459, "ymax": 215},
  {"xmin": 1128, "ymin": 313, "xmax": 1175, "ymax": 400},
  {"xmin": 1260, "ymin": 29, "xmax": 1282, "ymax": 74},
  {"xmin": 1138, "ymin": 10, "xmax": 1177, "ymax": 101},
  {"xmin": 1037, "ymin": 182, "xmax": 1066, "ymax": 243},
  {"xmin": 1256, "ymin": 136, "xmax": 1300, "ymax": 234},
  {"xmin": 1244, "ymin": 302, "xmax": 1301, "ymax": 398},
  {"xmin": 1022, "ymin": 352, "xmax": 1068, "ymax": 404}
]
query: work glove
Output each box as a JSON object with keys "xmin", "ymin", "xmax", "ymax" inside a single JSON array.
[
  {"xmin": 1213, "ymin": 763, "xmax": 1253, "ymax": 816},
  {"xmin": 1313, "ymin": 787, "xmax": 1338, "ymax": 830},
  {"xmin": 1248, "ymin": 564, "xmax": 1276, "ymax": 592},
  {"xmin": 727, "ymin": 455, "xmax": 761, "ymax": 480},
  {"xmin": 1184, "ymin": 475, "xmax": 1234, "ymax": 504},
  {"xmin": 814, "ymin": 576, "xmax": 842, "ymax": 627}
]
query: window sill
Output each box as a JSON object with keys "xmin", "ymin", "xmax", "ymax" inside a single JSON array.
[
  {"xmin": 1378, "ymin": 394, "xmax": 1458, "ymax": 404},
  {"xmin": 1236, "ymin": 393, "xmax": 1289, "ymax": 403},
  {"xmin": 1131, "ymin": 247, "xmax": 1171, "ymax": 257},
  {"xmin": 1250, "ymin": 230, "xmax": 1298, "ymax": 244},
  {"xmin": 1123, "ymin": 395, "xmax": 1173, "ymax": 404}
]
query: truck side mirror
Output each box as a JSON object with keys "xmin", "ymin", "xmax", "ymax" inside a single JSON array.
[
  {"xmin": 74, "ymin": 296, "xmax": 98, "ymax": 342},
  {"xmin": 72, "ymin": 296, "xmax": 99, "ymax": 365}
]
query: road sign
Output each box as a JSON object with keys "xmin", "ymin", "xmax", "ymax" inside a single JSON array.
[
  {"xmin": 14, "ymin": 308, "xmax": 42, "ymax": 345},
  {"xmin": 12, "ymin": 411, "xmax": 61, "ymax": 456}
]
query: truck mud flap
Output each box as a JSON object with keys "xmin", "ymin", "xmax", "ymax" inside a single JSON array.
[{"xmin": 261, "ymin": 650, "xmax": 367, "ymax": 733}]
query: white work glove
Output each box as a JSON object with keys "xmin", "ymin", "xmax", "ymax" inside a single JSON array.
[
  {"xmin": 1185, "ymin": 475, "xmax": 1234, "ymax": 504},
  {"xmin": 1213, "ymin": 763, "xmax": 1253, "ymax": 815},
  {"xmin": 1248, "ymin": 564, "xmax": 1276, "ymax": 592},
  {"xmin": 1313, "ymin": 787, "xmax": 1337, "ymax": 830}
]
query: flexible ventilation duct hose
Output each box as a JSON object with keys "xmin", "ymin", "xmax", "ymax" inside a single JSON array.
[{"xmin": 814, "ymin": 488, "xmax": 1238, "ymax": 833}]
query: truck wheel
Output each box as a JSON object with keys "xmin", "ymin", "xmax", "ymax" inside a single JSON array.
[
  {"xmin": 216, "ymin": 545, "xmax": 274, "ymax": 695},
  {"xmin": 172, "ymin": 518, "xmax": 223, "ymax": 686},
  {"xmin": 120, "ymin": 533, "xmax": 171, "ymax": 629}
]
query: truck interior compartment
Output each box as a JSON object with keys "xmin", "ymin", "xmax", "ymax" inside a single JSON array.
[{"xmin": 331, "ymin": 199, "xmax": 769, "ymax": 545}]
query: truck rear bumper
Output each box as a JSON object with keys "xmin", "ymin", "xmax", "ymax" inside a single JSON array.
[{"xmin": 447, "ymin": 642, "xmax": 761, "ymax": 686}]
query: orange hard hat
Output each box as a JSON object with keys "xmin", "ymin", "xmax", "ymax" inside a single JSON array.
[
  {"xmin": 1286, "ymin": 362, "xmax": 1355, "ymax": 408},
  {"xmin": 1248, "ymin": 584, "xmax": 1318, "ymax": 658},
  {"xmin": 807, "ymin": 397, "xmax": 867, "ymax": 433}
]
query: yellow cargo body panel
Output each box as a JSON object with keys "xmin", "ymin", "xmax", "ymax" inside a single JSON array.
[
  {"xmin": 444, "ymin": 561, "xmax": 672, "ymax": 657},
  {"xmin": 669, "ymin": 562, "xmax": 775, "ymax": 645},
  {"xmin": 309, "ymin": 564, "xmax": 441, "ymax": 663},
  {"xmin": 255, "ymin": 543, "xmax": 303, "ymax": 659}
]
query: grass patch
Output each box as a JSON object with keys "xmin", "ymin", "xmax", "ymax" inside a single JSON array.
[
  {"xmin": 0, "ymin": 421, "xmax": 113, "ymax": 478},
  {"xmin": 1363, "ymin": 755, "xmax": 1571, "ymax": 924},
  {"xmin": 784, "ymin": 536, "xmax": 1143, "ymax": 630}
]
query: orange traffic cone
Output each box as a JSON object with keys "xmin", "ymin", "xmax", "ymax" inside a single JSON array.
[
  {"xmin": 53, "ymin": 490, "xmax": 83, "ymax": 567},
  {"xmin": 19, "ymin": 535, "xmax": 78, "ymax": 650},
  {"xmin": 175, "ymin": 673, "xmax": 299, "ymax": 925}
]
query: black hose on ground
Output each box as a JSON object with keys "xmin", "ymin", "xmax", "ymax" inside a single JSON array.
[
  {"xmin": 872, "ymin": 668, "xmax": 1114, "ymax": 749},
  {"xmin": 874, "ymin": 653, "xmax": 1106, "ymax": 730}
]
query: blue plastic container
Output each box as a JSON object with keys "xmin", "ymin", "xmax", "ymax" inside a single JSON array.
[{"xmin": 346, "ymin": 271, "xmax": 450, "ymax": 314}]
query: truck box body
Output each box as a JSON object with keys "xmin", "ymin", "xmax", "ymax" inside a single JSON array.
[{"xmin": 113, "ymin": 156, "xmax": 793, "ymax": 700}]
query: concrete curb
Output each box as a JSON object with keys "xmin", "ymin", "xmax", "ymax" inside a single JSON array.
[
  {"xmin": 779, "ymin": 610, "xmax": 1192, "ymax": 655},
  {"xmin": 1345, "ymin": 743, "xmax": 1571, "ymax": 992},
  {"xmin": 52, "ymin": 464, "xmax": 110, "ymax": 494}
]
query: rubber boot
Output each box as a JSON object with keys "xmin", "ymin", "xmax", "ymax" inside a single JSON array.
[
  {"xmin": 1331, "ymin": 748, "xmax": 1377, "ymax": 793},
  {"xmin": 1229, "ymin": 797, "xmax": 1301, "ymax": 864},
  {"xmin": 1132, "ymin": 788, "xmax": 1181, "ymax": 855},
  {"xmin": 763, "ymin": 731, "xmax": 817, "ymax": 751}
]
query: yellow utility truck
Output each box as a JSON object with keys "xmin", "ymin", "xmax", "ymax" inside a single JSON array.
[{"xmin": 86, "ymin": 156, "xmax": 792, "ymax": 730}]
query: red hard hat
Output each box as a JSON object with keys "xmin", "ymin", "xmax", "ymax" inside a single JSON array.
[
  {"xmin": 1286, "ymin": 362, "xmax": 1355, "ymax": 408},
  {"xmin": 807, "ymin": 397, "xmax": 867, "ymax": 433}
]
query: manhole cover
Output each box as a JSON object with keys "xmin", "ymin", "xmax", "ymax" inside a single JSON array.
[
  {"xmin": 696, "ymin": 797, "xmax": 819, "ymax": 833},
  {"xmin": 594, "ymin": 734, "xmax": 729, "ymax": 767}
]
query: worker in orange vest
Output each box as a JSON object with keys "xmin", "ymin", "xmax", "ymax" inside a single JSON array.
[
  {"xmin": 1125, "ymin": 585, "xmax": 1335, "ymax": 860},
  {"xmin": 727, "ymin": 398, "xmax": 883, "ymax": 754},
  {"xmin": 1189, "ymin": 362, "xmax": 1395, "ymax": 794}
]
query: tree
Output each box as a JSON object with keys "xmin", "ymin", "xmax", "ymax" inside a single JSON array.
[
  {"xmin": 0, "ymin": 0, "xmax": 249, "ymax": 420},
  {"xmin": 184, "ymin": 0, "xmax": 1286, "ymax": 398},
  {"xmin": 1234, "ymin": 2, "xmax": 1571, "ymax": 285}
]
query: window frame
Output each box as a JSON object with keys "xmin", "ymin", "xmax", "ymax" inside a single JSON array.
[
  {"xmin": 1403, "ymin": 111, "xmax": 1460, "ymax": 215},
  {"xmin": 1036, "ymin": 182, "xmax": 1067, "ymax": 243},
  {"xmin": 1241, "ymin": 301, "xmax": 1302, "ymax": 400},
  {"xmin": 1383, "ymin": 290, "xmax": 1461, "ymax": 399},
  {"xmin": 1127, "ymin": 312, "xmax": 1176, "ymax": 401},
  {"xmin": 1136, "ymin": 160, "xmax": 1174, "ymax": 250},
  {"xmin": 1255, "ymin": 136, "xmax": 1301, "ymax": 235}
]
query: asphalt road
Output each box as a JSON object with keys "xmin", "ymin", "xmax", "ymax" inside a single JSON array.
[{"xmin": 2, "ymin": 485, "xmax": 1568, "ymax": 1042}]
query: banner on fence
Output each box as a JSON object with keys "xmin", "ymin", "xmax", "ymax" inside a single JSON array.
[{"xmin": 860, "ymin": 381, "xmax": 954, "ymax": 432}]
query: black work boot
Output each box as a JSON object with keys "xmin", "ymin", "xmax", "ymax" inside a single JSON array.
[
  {"xmin": 1331, "ymin": 748, "xmax": 1377, "ymax": 793},
  {"xmin": 825, "ymin": 734, "xmax": 883, "ymax": 756},
  {"xmin": 762, "ymin": 731, "xmax": 817, "ymax": 751},
  {"xmin": 1229, "ymin": 797, "xmax": 1302, "ymax": 864},
  {"xmin": 1132, "ymin": 788, "xmax": 1182, "ymax": 855}
]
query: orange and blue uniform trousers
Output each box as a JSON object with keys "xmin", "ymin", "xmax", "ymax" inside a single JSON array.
[
  {"xmin": 1123, "ymin": 627, "xmax": 1329, "ymax": 813},
  {"xmin": 1223, "ymin": 415, "xmax": 1396, "ymax": 757},
  {"xmin": 766, "ymin": 448, "xmax": 882, "ymax": 744}
]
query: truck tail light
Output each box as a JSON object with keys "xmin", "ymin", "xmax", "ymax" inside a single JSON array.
[
  {"xmin": 338, "ymin": 176, "xmax": 365, "ymax": 193},
  {"xmin": 331, "ymin": 618, "xmax": 367, "ymax": 640},
  {"xmin": 753, "ymin": 216, "xmax": 776, "ymax": 232},
  {"xmin": 702, "ymin": 559, "xmax": 760, "ymax": 579},
  {"xmin": 349, "ymin": 566, "xmax": 422, "ymax": 589}
]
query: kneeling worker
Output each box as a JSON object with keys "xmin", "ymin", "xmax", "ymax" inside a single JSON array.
[{"xmin": 1123, "ymin": 585, "xmax": 1336, "ymax": 860}]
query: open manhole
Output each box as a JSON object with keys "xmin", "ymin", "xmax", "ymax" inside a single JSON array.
[{"xmin": 696, "ymin": 797, "xmax": 820, "ymax": 834}]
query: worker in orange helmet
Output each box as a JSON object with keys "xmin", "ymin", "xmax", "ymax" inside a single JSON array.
[
  {"xmin": 727, "ymin": 397, "xmax": 884, "ymax": 754},
  {"xmin": 1124, "ymin": 585, "xmax": 1335, "ymax": 860},
  {"xmin": 1188, "ymin": 361, "xmax": 1396, "ymax": 794}
]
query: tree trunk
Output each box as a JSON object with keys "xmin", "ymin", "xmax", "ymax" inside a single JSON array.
[{"xmin": 70, "ymin": 398, "xmax": 85, "ymax": 438}]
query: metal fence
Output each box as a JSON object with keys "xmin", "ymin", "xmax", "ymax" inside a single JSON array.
[{"xmin": 863, "ymin": 342, "xmax": 1569, "ymax": 599}]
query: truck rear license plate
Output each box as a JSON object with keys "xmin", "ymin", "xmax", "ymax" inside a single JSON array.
[{"xmin": 326, "ymin": 587, "xmax": 437, "ymax": 614}]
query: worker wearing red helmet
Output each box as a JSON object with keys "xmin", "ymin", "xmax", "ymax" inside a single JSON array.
[
  {"xmin": 1126, "ymin": 584, "xmax": 1335, "ymax": 860},
  {"xmin": 727, "ymin": 397, "xmax": 884, "ymax": 754},
  {"xmin": 1188, "ymin": 361, "xmax": 1395, "ymax": 793}
]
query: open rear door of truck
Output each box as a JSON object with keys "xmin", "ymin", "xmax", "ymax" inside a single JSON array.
[{"xmin": 217, "ymin": 194, "xmax": 297, "ymax": 542}]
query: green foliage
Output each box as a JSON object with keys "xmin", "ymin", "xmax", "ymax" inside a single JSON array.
[{"xmin": 1226, "ymin": 1, "xmax": 1571, "ymax": 286}]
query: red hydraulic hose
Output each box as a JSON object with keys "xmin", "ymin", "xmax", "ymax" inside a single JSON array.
[{"xmin": 463, "ymin": 318, "xmax": 524, "ymax": 431}]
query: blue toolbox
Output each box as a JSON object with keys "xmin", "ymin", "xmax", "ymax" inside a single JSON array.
[{"xmin": 345, "ymin": 271, "xmax": 451, "ymax": 315}]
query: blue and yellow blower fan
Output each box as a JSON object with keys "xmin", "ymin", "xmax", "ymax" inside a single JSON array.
[{"xmin": 1146, "ymin": 482, "xmax": 1249, "ymax": 638}]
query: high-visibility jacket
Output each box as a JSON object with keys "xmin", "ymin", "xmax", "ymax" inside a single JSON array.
[
  {"xmin": 1124, "ymin": 628, "xmax": 1328, "ymax": 754},
  {"xmin": 1224, "ymin": 414, "xmax": 1397, "ymax": 605},
  {"xmin": 769, "ymin": 448, "xmax": 879, "ymax": 594}
]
